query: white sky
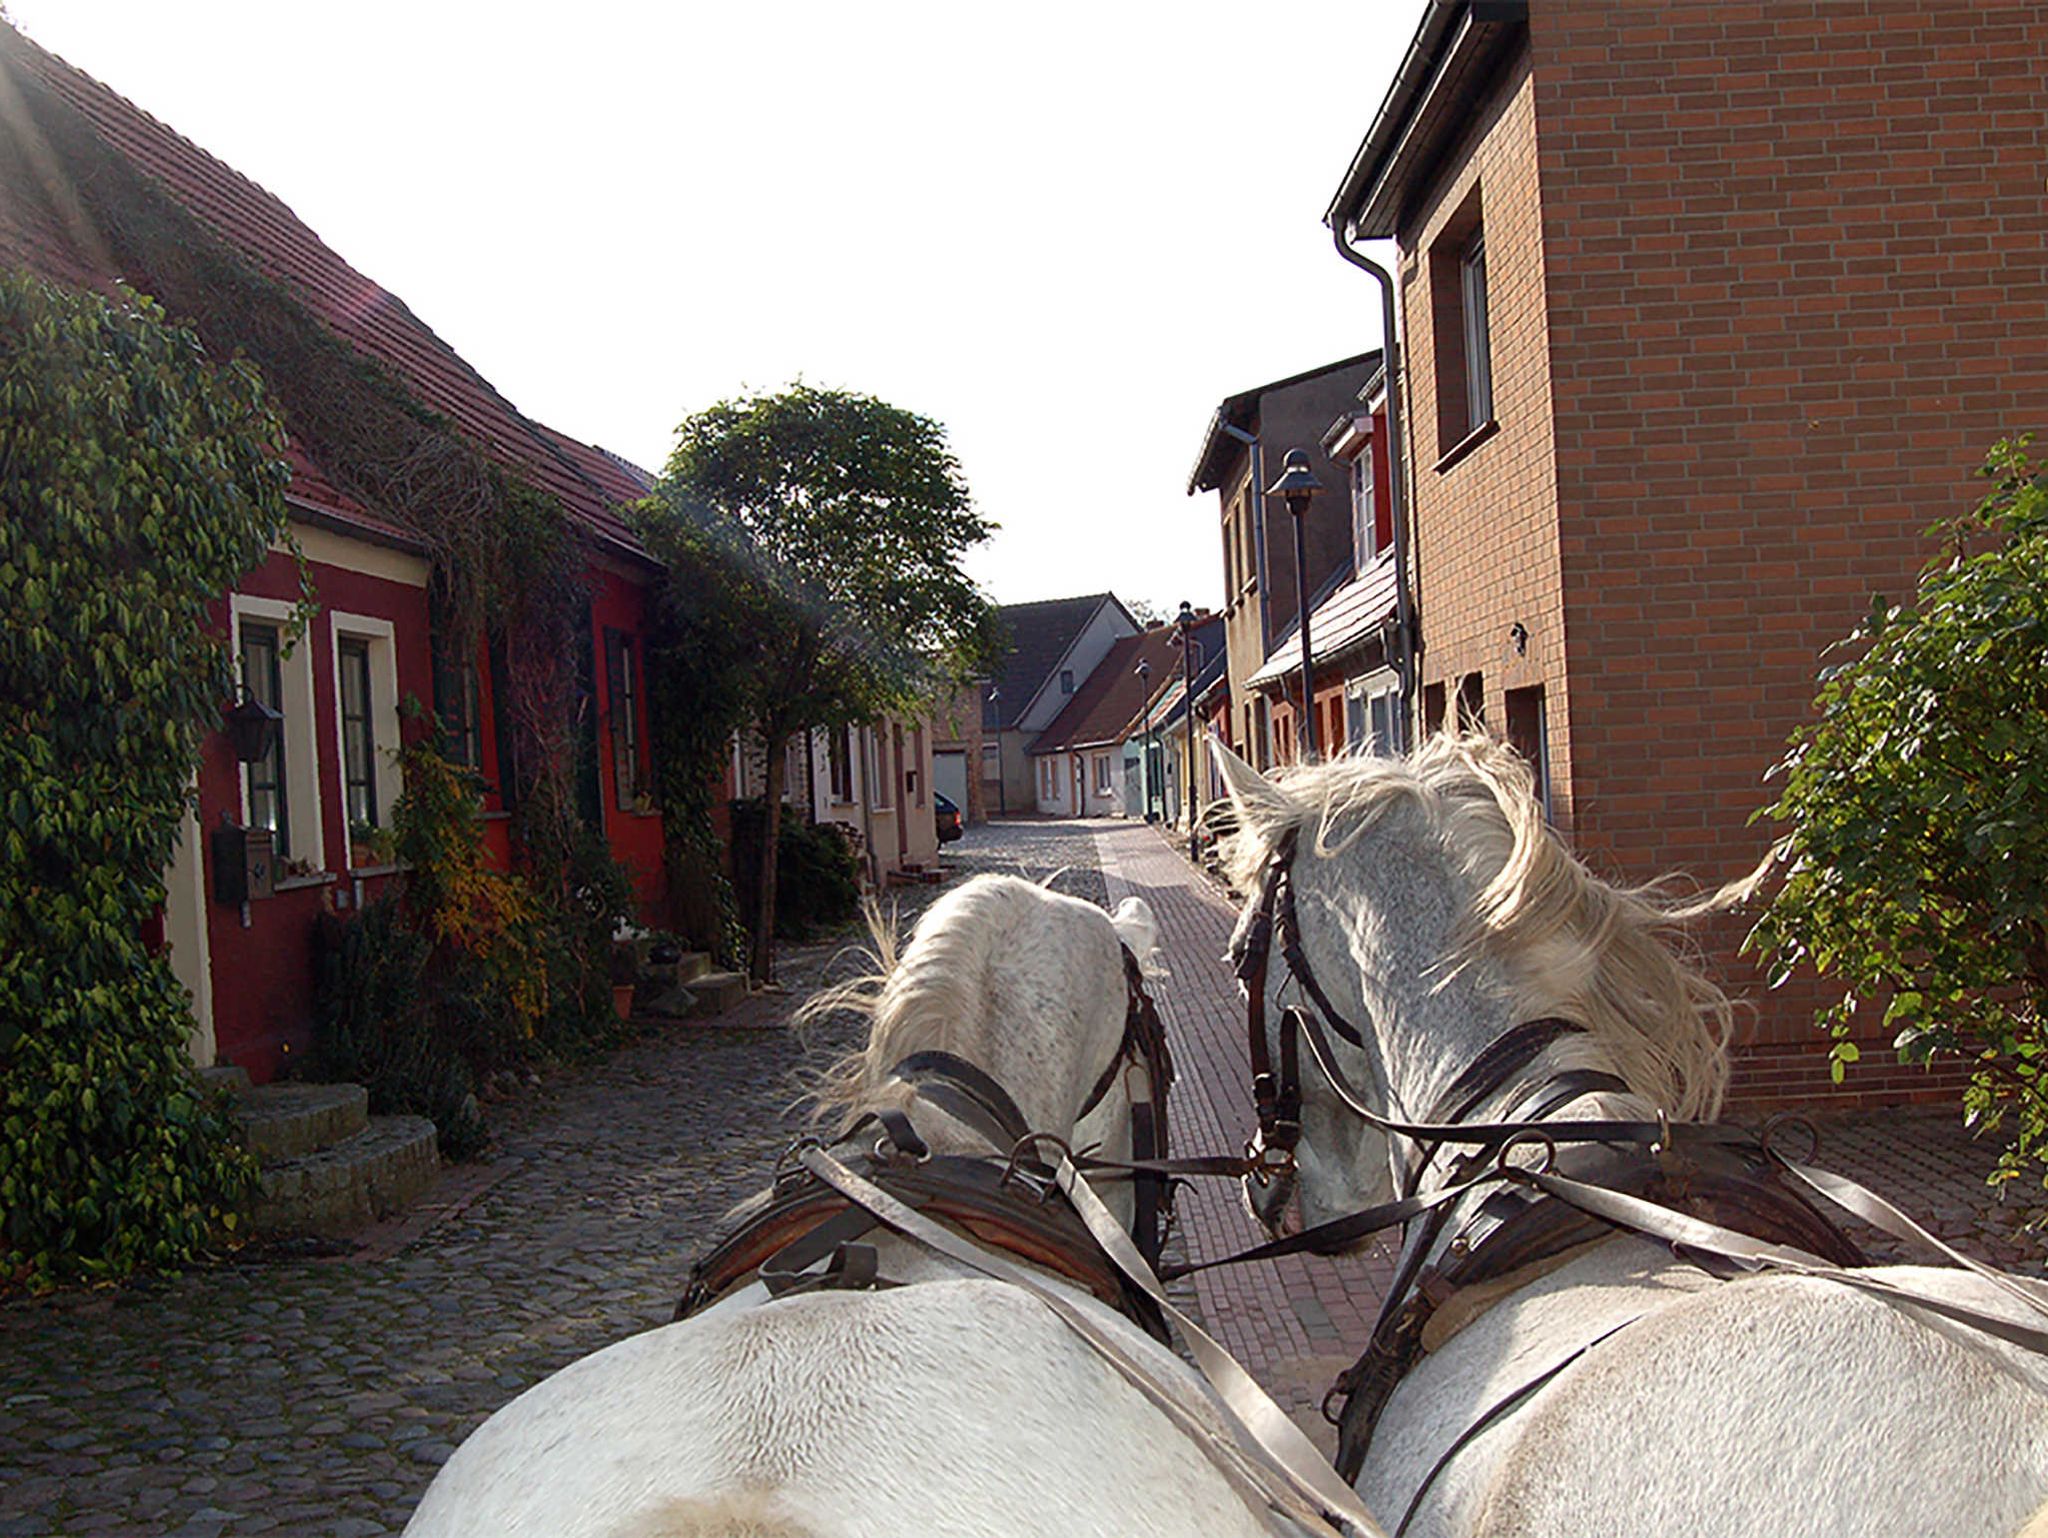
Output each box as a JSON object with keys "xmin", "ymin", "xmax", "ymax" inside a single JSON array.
[{"xmin": 6, "ymin": 0, "xmax": 1413, "ymax": 615}]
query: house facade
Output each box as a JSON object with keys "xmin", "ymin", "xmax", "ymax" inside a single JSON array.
[
  {"xmin": 1325, "ymin": 0, "xmax": 2048, "ymax": 1104},
  {"xmin": 0, "ymin": 27, "xmax": 668, "ymax": 1083},
  {"xmin": 1188, "ymin": 354, "xmax": 1380, "ymax": 770},
  {"xmin": 980, "ymin": 593, "xmax": 1138, "ymax": 815},
  {"xmin": 1026, "ymin": 621, "xmax": 1217, "ymax": 819},
  {"xmin": 927, "ymin": 683, "xmax": 987, "ymax": 825}
]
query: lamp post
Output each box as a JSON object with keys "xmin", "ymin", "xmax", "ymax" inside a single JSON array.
[
  {"xmin": 1176, "ymin": 600, "xmax": 1199, "ymax": 861},
  {"xmin": 1134, "ymin": 659, "xmax": 1157, "ymax": 820},
  {"xmin": 985, "ymin": 684, "xmax": 1006, "ymax": 818},
  {"xmin": 1267, "ymin": 448, "xmax": 1324, "ymax": 761}
]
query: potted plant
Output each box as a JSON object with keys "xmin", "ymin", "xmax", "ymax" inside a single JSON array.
[
  {"xmin": 349, "ymin": 821, "xmax": 394, "ymax": 869},
  {"xmin": 608, "ymin": 942, "xmax": 639, "ymax": 1021}
]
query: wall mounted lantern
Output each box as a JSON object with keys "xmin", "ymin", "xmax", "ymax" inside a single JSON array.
[{"xmin": 223, "ymin": 690, "xmax": 284, "ymax": 764}]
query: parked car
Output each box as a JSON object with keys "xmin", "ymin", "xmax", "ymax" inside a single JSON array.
[{"xmin": 934, "ymin": 790, "xmax": 963, "ymax": 843}]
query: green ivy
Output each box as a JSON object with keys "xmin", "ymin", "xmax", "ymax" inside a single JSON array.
[
  {"xmin": 0, "ymin": 270, "xmax": 288, "ymax": 1287},
  {"xmin": 1749, "ymin": 438, "xmax": 2048, "ymax": 1189}
]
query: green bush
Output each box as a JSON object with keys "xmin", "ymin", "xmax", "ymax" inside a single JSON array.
[
  {"xmin": 1, "ymin": 270, "xmax": 291, "ymax": 1287},
  {"xmin": 728, "ymin": 799, "xmax": 863, "ymax": 942},
  {"xmin": 1749, "ymin": 438, "xmax": 2048, "ymax": 1188}
]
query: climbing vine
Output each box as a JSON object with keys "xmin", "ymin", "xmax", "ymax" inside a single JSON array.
[{"xmin": 0, "ymin": 271, "xmax": 286, "ymax": 1287}]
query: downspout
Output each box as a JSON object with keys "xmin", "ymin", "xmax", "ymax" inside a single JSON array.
[
  {"xmin": 1217, "ymin": 421, "xmax": 1269, "ymax": 655},
  {"xmin": 1331, "ymin": 225, "xmax": 1420, "ymax": 746}
]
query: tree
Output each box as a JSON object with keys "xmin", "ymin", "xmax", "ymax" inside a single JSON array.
[
  {"xmin": 1747, "ymin": 438, "xmax": 2048, "ymax": 1189},
  {"xmin": 1, "ymin": 271, "xmax": 292, "ymax": 1284},
  {"xmin": 640, "ymin": 385, "xmax": 996, "ymax": 982}
]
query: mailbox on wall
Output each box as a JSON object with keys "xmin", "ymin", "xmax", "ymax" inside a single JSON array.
[{"xmin": 212, "ymin": 822, "xmax": 275, "ymax": 905}]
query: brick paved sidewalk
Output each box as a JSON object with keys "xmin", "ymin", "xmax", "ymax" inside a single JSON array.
[
  {"xmin": 1093, "ymin": 822, "xmax": 1394, "ymax": 1438},
  {"xmin": 1091, "ymin": 820, "xmax": 2048, "ymax": 1446}
]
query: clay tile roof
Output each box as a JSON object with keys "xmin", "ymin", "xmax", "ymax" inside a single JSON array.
[
  {"xmin": 984, "ymin": 593, "xmax": 1131, "ymax": 731},
  {"xmin": 0, "ymin": 25, "xmax": 648, "ymax": 565},
  {"xmin": 1028, "ymin": 618, "xmax": 1220, "ymax": 757}
]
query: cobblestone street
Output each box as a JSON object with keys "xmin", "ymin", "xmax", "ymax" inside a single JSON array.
[
  {"xmin": 0, "ymin": 820, "xmax": 1101, "ymax": 1538},
  {"xmin": 4, "ymin": 816, "xmax": 2043, "ymax": 1535}
]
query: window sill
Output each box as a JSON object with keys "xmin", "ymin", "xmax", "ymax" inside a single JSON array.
[
  {"xmin": 1433, "ymin": 418, "xmax": 1499, "ymax": 474},
  {"xmin": 348, "ymin": 862, "xmax": 404, "ymax": 879},
  {"xmin": 274, "ymin": 871, "xmax": 338, "ymax": 893}
]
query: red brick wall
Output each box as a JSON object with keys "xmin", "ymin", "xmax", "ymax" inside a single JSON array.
[
  {"xmin": 1528, "ymin": 0, "xmax": 2048, "ymax": 1087},
  {"xmin": 1398, "ymin": 44, "xmax": 1577, "ymax": 832}
]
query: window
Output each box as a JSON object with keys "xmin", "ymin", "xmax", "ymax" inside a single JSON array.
[
  {"xmin": 1346, "ymin": 670, "xmax": 1403, "ymax": 756},
  {"xmin": 436, "ymin": 655, "xmax": 482, "ymax": 772},
  {"xmin": 867, "ymin": 729, "xmax": 892, "ymax": 811},
  {"xmin": 339, "ymin": 638, "xmax": 378, "ymax": 829},
  {"xmin": 1505, "ymin": 685, "xmax": 1551, "ymax": 821},
  {"xmin": 1456, "ymin": 672, "xmax": 1485, "ymax": 732},
  {"xmin": 1423, "ymin": 681, "xmax": 1447, "ymax": 735},
  {"xmin": 1060, "ymin": 669, "xmax": 1075, "ymax": 695},
  {"xmin": 1461, "ymin": 232, "xmax": 1493, "ymax": 430},
  {"xmin": 829, "ymin": 724, "xmax": 855, "ymax": 803},
  {"xmin": 240, "ymin": 622, "xmax": 289, "ymax": 858},
  {"xmin": 604, "ymin": 630, "xmax": 645, "ymax": 812},
  {"xmin": 1222, "ymin": 513, "xmax": 1237, "ymax": 597},
  {"xmin": 1430, "ymin": 187, "xmax": 1494, "ymax": 457},
  {"xmin": 912, "ymin": 724, "xmax": 926, "ymax": 806},
  {"xmin": 1094, "ymin": 753, "xmax": 1113, "ymax": 793}
]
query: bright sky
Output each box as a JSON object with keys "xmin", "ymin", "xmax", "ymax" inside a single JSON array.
[{"xmin": 7, "ymin": 1, "xmax": 1413, "ymax": 616}]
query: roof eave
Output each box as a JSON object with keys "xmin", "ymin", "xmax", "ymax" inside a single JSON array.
[{"xmin": 1324, "ymin": 1, "xmax": 1528, "ymax": 241}]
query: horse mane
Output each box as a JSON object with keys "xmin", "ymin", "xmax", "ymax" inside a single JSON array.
[
  {"xmin": 1217, "ymin": 732, "xmax": 1735, "ymax": 1120},
  {"xmin": 799, "ymin": 873, "xmax": 1060, "ymax": 1128}
]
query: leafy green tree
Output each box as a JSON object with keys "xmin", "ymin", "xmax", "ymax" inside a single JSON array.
[
  {"xmin": 1, "ymin": 271, "xmax": 294, "ymax": 1285},
  {"xmin": 1748, "ymin": 438, "xmax": 2048, "ymax": 1188},
  {"xmin": 640, "ymin": 385, "xmax": 996, "ymax": 981}
]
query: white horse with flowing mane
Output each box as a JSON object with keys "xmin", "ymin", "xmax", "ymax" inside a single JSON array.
[
  {"xmin": 1212, "ymin": 733, "xmax": 2048, "ymax": 1538},
  {"xmin": 406, "ymin": 873, "xmax": 1314, "ymax": 1538}
]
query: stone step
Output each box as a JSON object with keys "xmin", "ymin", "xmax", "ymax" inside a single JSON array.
[
  {"xmin": 252, "ymin": 1114, "xmax": 440, "ymax": 1235},
  {"xmin": 197, "ymin": 1064, "xmax": 252, "ymax": 1097},
  {"xmin": 233, "ymin": 1082, "xmax": 369, "ymax": 1163},
  {"xmin": 675, "ymin": 950, "xmax": 713, "ymax": 983},
  {"xmin": 688, "ymin": 969, "xmax": 749, "ymax": 1017}
]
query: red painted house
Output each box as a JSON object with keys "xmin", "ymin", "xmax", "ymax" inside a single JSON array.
[{"xmin": 0, "ymin": 26, "xmax": 669, "ymax": 1082}]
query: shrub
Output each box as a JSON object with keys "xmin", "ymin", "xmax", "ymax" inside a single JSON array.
[
  {"xmin": 1749, "ymin": 438, "xmax": 2048, "ymax": 1188},
  {"xmin": 0, "ymin": 270, "xmax": 291, "ymax": 1286},
  {"xmin": 728, "ymin": 799, "xmax": 863, "ymax": 942}
]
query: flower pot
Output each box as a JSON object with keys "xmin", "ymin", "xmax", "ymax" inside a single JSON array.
[{"xmin": 611, "ymin": 983, "xmax": 635, "ymax": 1021}]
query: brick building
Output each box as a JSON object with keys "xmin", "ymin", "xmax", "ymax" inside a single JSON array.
[
  {"xmin": 1188, "ymin": 354, "xmax": 1380, "ymax": 769},
  {"xmin": 1326, "ymin": 0, "xmax": 2048, "ymax": 1104}
]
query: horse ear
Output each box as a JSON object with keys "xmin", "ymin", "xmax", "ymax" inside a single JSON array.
[
  {"xmin": 1210, "ymin": 735, "xmax": 1290, "ymax": 838},
  {"xmin": 1110, "ymin": 896, "xmax": 1158, "ymax": 967}
]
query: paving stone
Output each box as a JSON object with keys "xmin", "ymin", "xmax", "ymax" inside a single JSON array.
[{"xmin": 5, "ymin": 817, "xmax": 2030, "ymax": 1528}]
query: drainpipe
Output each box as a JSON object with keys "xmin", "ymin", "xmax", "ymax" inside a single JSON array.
[
  {"xmin": 1331, "ymin": 226, "xmax": 1419, "ymax": 747},
  {"xmin": 1217, "ymin": 421, "xmax": 1269, "ymax": 655}
]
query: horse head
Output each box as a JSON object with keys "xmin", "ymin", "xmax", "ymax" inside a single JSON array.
[
  {"xmin": 1213, "ymin": 731, "xmax": 1737, "ymax": 1236},
  {"xmin": 807, "ymin": 874, "xmax": 1161, "ymax": 1225}
]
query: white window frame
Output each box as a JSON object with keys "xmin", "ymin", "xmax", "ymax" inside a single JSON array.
[
  {"xmin": 1345, "ymin": 668, "xmax": 1405, "ymax": 757},
  {"xmin": 865, "ymin": 726, "xmax": 892, "ymax": 812},
  {"xmin": 1461, "ymin": 230, "xmax": 1493, "ymax": 430},
  {"xmin": 328, "ymin": 611, "xmax": 403, "ymax": 836},
  {"xmin": 1094, "ymin": 753, "xmax": 1113, "ymax": 793},
  {"xmin": 230, "ymin": 594, "xmax": 324, "ymax": 870}
]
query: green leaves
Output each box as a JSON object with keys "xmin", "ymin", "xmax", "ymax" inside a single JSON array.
[
  {"xmin": 1748, "ymin": 437, "xmax": 2048, "ymax": 1188},
  {"xmin": 1, "ymin": 270, "xmax": 281, "ymax": 1288}
]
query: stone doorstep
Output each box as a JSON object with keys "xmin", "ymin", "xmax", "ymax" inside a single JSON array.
[
  {"xmin": 231, "ymin": 1081, "xmax": 370, "ymax": 1163},
  {"xmin": 252, "ymin": 1114, "xmax": 439, "ymax": 1236},
  {"xmin": 686, "ymin": 969, "xmax": 749, "ymax": 1017}
]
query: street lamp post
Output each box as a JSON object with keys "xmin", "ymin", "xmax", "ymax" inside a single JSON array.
[
  {"xmin": 1133, "ymin": 659, "xmax": 1156, "ymax": 820},
  {"xmin": 1267, "ymin": 449, "xmax": 1324, "ymax": 761},
  {"xmin": 985, "ymin": 685, "xmax": 1006, "ymax": 818},
  {"xmin": 1177, "ymin": 600, "xmax": 1200, "ymax": 861}
]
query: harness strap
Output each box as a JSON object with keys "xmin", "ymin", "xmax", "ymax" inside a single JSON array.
[
  {"xmin": 892, "ymin": 1051, "xmax": 1034, "ymax": 1150},
  {"xmin": 1522, "ymin": 1165, "xmax": 2048, "ymax": 1355},
  {"xmin": 799, "ymin": 1144, "xmax": 1388, "ymax": 1538},
  {"xmin": 1392, "ymin": 1315, "xmax": 1644, "ymax": 1538},
  {"xmin": 1161, "ymin": 1174, "xmax": 1501, "ymax": 1279}
]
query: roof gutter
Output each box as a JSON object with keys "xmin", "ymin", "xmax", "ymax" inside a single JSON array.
[{"xmin": 1328, "ymin": 231, "xmax": 1420, "ymax": 747}]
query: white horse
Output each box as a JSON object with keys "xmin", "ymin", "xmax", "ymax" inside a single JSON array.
[
  {"xmin": 1212, "ymin": 734, "xmax": 2048, "ymax": 1538},
  {"xmin": 406, "ymin": 874, "xmax": 1313, "ymax": 1538}
]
